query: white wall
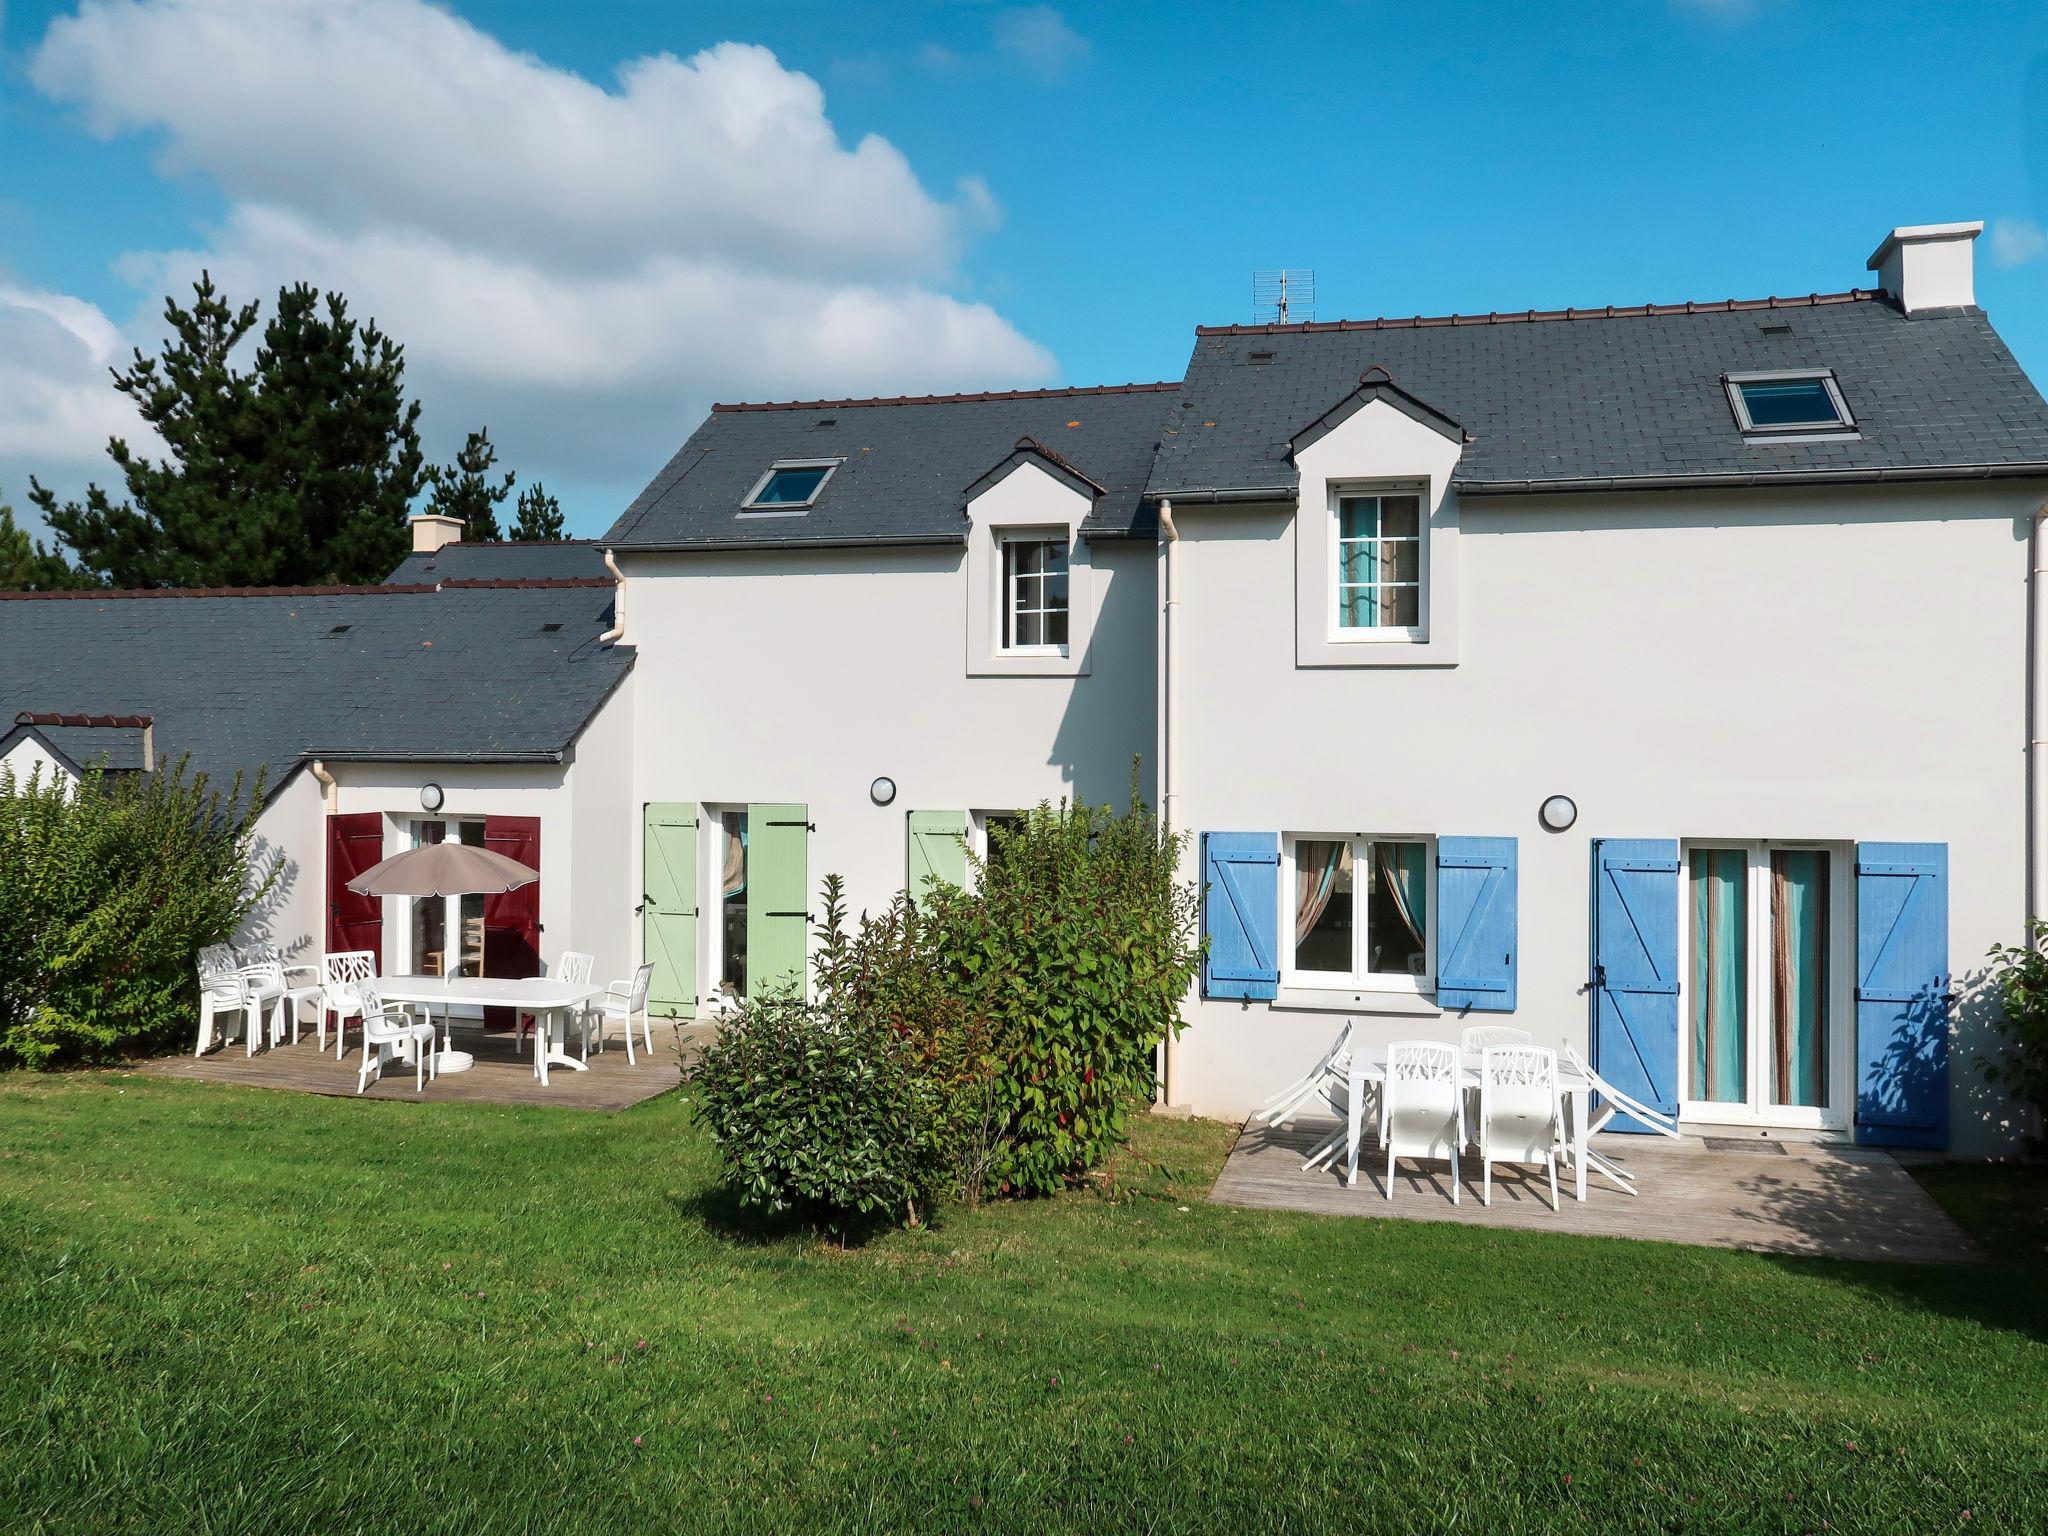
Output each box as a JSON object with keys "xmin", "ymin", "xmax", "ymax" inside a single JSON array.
[
  {"xmin": 622, "ymin": 533, "xmax": 1158, "ymax": 986},
  {"xmin": 0, "ymin": 733, "xmax": 74, "ymax": 790},
  {"xmin": 1168, "ymin": 478, "xmax": 2039, "ymax": 1155},
  {"xmin": 239, "ymin": 765, "xmax": 325, "ymax": 967},
  {"xmin": 565, "ymin": 670, "xmax": 637, "ymax": 985}
]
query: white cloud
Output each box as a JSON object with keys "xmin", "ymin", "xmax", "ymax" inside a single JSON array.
[
  {"xmin": 12, "ymin": 0, "xmax": 1055, "ymax": 525},
  {"xmin": 1991, "ymin": 216, "xmax": 2048, "ymax": 269},
  {"xmin": 991, "ymin": 7, "xmax": 1089, "ymax": 81},
  {"xmin": 0, "ymin": 282, "xmax": 157, "ymax": 509}
]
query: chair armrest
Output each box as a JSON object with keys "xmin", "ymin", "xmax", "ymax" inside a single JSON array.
[{"xmin": 605, "ymin": 980, "xmax": 635, "ymax": 1000}]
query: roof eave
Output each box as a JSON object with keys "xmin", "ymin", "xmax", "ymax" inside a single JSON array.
[
  {"xmin": 610, "ymin": 532, "xmax": 969, "ymax": 554},
  {"xmin": 1456, "ymin": 462, "xmax": 2048, "ymax": 495}
]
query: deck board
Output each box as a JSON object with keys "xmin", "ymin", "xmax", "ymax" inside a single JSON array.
[
  {"xmin": 143, "ymin": 1020, "xmax": 711, "ymax": 1112},
  {"xmin": 1211, "ymin": 1118, "xmax": 1981, "ymax": 1265}
]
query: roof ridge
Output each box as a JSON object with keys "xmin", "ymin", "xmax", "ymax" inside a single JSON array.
[
  {"xmin": 0, "ymin": 583, "xmax": 440, "ymax": 602},
  {"xmin": 712, "ymin": 381, "xmax": 1181, "ymax": 413},
  {"xmin": 436, "ymin": 539, "xmax": 602, "ymax": 548},
  {"xmin": 438, "ymin": 577, "xmax": 615, "ymax": 590},
  {"xmin": 1197, "ymin": 289, "xmax": 1882, "ymax": 337},
  {"xmin": 15, "ymin": 711, "xmax": 153, "ymax": 728}
]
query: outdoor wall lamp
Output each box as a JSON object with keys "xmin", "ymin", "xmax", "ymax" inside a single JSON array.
[
  {"xmin": 870, "ymin": 776, "xmax": 897, "ymax": 807},
  {"xmin": 420, "ymin": 782, "xmax": 445, "ymax": 813},
  {"xmin": 1539, "ymin": 794, "xmax": 1577, "ymax": 833}
]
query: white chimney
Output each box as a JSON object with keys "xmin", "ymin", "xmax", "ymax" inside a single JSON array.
[
  {"xmin": 409, "ymin": 512, "xmax": 464, "ymax": 554},
  {"xmin": 1866, "ymin": 221, "xmax": 1983, "ymax": 315}
]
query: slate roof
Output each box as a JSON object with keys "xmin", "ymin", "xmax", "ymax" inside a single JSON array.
[
  {"xmin": 1151, "ymin": 291, "xmax": 2048, "ymax": 498},
  {"xmin": 387, "ymin": 541, "xmax": 610, "ymax": 584},
  {"xmin": 0, "ymin": 584, "xmax": 632, "ymax": 801},
  {"xmin": 606, "ymin": 383, "xmax": 1180, "ymax": 550}
]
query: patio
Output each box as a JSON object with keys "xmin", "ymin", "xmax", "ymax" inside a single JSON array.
[
  {"xmin": 144, "ymin": 1019, "xmax": 710, "ymax": 1111},
  {"xmin": 1211, "ymin": 1117, "xmax": 1983, "ymax": 1265}
]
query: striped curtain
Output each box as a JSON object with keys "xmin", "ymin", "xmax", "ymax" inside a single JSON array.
[
  {"xmin": 1769, "ymin": 850, "xmax": 1829, "ymax": 1107},
  {"xmin": 1689, "ymin": 848, "xmax": 1748, "ymax": 1103}
]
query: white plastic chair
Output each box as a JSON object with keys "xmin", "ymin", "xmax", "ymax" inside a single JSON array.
[
  {"xmin": 1564, "ymin": 1044, "xmax": 1683, "ymax": 1195},
  {"xmin": 194, "ymin": 945, "xmax": 246, "ymax": 1055},
  {"xmin": 1460, "ymin": 1023, "xmax": 1532, "ymax": 1054},
  {"xmin": 587, "ymin": 963, "xmax": 657, "ymax": 1064},
  {"xmin": 1478, "ymin": 1045, "xmax": 1562, "ymax": 1210},
  {"xmin": 1379, "ymin": 1041, "xmax": 1465, "ymax": 1202},
  {"xmin": 353, "ymin": 984, "xmax": 438, "ymax": 1094},
  {"xmin": 1253, "ymin": 1022, "xmax": 1355, "ymax": 1129},
  {"xmin": 236, "ymin": 957, "xmax": 291, "ymax": 1056},
  {"xmin": 240, "ymin": 943, "xmax": 322, "ymax": 1044},
  {"xmin": 521, "ymin": 950, "xmax": 595, "ymax": 1058},
  {"xmin": 320, "ymin": 951, "xmax": 377, "ymax": 1059}
]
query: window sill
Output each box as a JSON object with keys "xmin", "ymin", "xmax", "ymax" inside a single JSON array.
[
  {"xmin": 1271, "ymin": 986, "xmax": 1441, "ymax": 1017},
  {"xmin": 968, "ymin": 648, "xmax": 1086, "ymax": 678}
]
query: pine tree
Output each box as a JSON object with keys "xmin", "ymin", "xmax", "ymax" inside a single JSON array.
[
  {"xmin": 27, "ymin": 275, "xmax": 428, "ymax": 588},
  {"xmin": 509, "ymin": 481, "xmax": 566, "ymax": 541},
  {"xmin": 0, "ymin": 491, "xmax": 85, "ymax": 591},
  {"xmin": 426, "ymin": 428, "xmax": 515, "ymax": 543}
]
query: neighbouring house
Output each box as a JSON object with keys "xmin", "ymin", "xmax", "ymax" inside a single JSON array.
[{"xmin": 5, "ymin": 219, "xmax": 2046, "ymax": 1157}]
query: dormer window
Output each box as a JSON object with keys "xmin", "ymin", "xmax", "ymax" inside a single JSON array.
[
  {"xmin": 1725, "ymin": 371, "xmax": 1855, "ymax": 435},
  {"xmin": 741, "ymin": 460, "xmax": 838, "ymax": 511}
]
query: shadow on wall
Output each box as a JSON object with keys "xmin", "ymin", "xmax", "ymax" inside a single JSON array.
[
  {"xmin": 1044, "ymin": 546, "xmax": 1162, "ymax": 807},
  {"xmin": 1950, "ymin": 962, "xmax": 2035, "ymax": 1152},
  {"xmin": 238, "ymin": 836, "xmax": 315, "ymax": 964}
]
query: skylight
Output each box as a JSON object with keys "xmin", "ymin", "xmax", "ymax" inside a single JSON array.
[
  {"xmin": 742, "ymin": 460, "xmax": 839, "ymax": 511},
  {"xmin": 1725, "ymin": 371, "xmax": 1855, "ymax": 435}
]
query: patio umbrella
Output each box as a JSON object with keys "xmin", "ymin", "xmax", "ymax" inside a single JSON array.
[{"xmin": 346, "ymin": 842, "xmax": 538, "ymax": 898}]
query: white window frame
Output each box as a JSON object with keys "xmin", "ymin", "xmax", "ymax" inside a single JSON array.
[
  {"xmin": 1327, "ymin": 484, "xmax": 1426, "ymax": 645},
  {"xmin": 395, "ymin": 815, "xmax": 486, "ymax": 980},
  {"xmin": 740, "ymin": 458, "xmax": 841, "ymax": 514},
  {"xmin": 1280, "ymin": 832, "xmax": 1436, "ymax": 996},
  {"xmin": 1678, "ymin": 837, "xmax": 1853, "ymax": 1133},
  {"xmin": 703, "ymin": 804, "xmax": 748, "ymax": 1002},
  {"xmin": 1722, "ymin": 370, "xmax": 1857, "ymax": 437},
  {"xmin": 997, "ymin": 529, "xmax": 1070, "ymax": 657}
]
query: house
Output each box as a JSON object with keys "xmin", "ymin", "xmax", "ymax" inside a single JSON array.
[
  {"xmin": 0, "ymin": 576, "xmax": 635, "ymax": 997},
  {"xmin": 6, "ymin": 219, "xmax": 2046, "ymax": 1156}
]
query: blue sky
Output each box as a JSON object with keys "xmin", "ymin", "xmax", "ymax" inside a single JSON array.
[{"xmin": 3, "ymin": 0, "xmax": 2045, "ymax": 539}]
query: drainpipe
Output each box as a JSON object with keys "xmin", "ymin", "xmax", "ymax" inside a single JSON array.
[
  {"xmin": 310, "ymin": 758, "xmax": 337, "ymax": 815},
  {"xmin": 1157, "ymin": 498, "xmax": 1185, "ymax": 1112},
  {"xmin": 598, "ymin": 548, "xmax": 627, "ymax": 644},
  {"xmin": 2030, "ymin": 501, "xmax": 2048, "ymax": 924}
]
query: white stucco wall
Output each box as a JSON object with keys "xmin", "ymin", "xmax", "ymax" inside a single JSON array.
[
  {"xmin": 0, "ymin": 733, "xmax": 75, "ymax": 790},
  {"xmin": 564, "ymin": 669, "xmax": 637, "ymax": 986},
  {"xmin": 1166, "ymin": 475, "xmax": 2039, "ymax": 1155},
  {"xmin": 622, "ymin": 528, "xmax": 1158, "ymax": 988},
  {"xmin": 238, "ymin": 765, "xmax": 325, "ymax": 968}
]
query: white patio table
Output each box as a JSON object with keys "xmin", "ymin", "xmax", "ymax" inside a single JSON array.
[
  {"xmin": 1343, "ymin": 1053, "xmax": 1596, "ymax": 1200},
  {"xmin": 375, "ymin": 975, "xmax": 600, "ymax": 1086}
]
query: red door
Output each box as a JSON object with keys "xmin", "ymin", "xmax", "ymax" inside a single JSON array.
[
  {"xmin": 326, "ymin": 813, "xmax": 385, "ymax": 969},
  {"xmin": 482, "ymin": 816, "xmax": 541, "ymax": 1029}
]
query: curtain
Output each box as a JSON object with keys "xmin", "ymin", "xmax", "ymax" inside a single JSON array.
[
  {"xmin": 1379, "ymin": 842, "xmax": 1427, "ymax": 955},
  {"xmin": 1770, "ymin": 850, "xmax": 1829, "ymax": 1107},
  {"xmin": 721, "ymin": 816, "xmax": 747, "ymax": 899},
  {"xmin": 1690, "ymin": 848, "xmax": 1747, "ymax": 1103},
  {"xmin": 1295, "ymin": 842, "xmax": 1344, "ymax": 946}
]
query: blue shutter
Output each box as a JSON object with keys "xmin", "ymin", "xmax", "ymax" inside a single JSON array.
[
  {"xmin": 1854, "ymin": 843, "xmax": 1950, "ymax": 1149},
  {"xmin": 1436, "ymin": 837, "xmax": 1517, "ymax": 1012},
  {"xmin": 1592, "ymin": 839, "xmax": 1681, "ymax": 1133},
  {"xmin": 1203, "ymin": 832, "xmax": 1280, "ymax": 1000}
]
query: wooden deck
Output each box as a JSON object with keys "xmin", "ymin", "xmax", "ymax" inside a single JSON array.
[
  {"xmin": 1212, "ymin": 1118, "xmax": 1981, "ymax": 1265},
  {"xmin": 143, "ymin": 1019, "xmax": 711, "ymax": 1111}
]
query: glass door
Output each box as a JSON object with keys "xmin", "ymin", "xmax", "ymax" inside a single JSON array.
[
  {"xmin": 1683, "ymin": 841, "xmax": 1846, "ymax": 1130},
  {"xmin": 403, "ymin": 818, "xmax": 486, "ymax": 976}
]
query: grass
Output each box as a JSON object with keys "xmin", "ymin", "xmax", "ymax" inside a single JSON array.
[{"xmin": 2, "ymin": 1073, "xmax": 2045, "ymax": 1535}]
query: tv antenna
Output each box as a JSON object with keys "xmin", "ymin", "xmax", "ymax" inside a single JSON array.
[{"xmin": 1252, "ymin": 269, "xmax": 1314, "ymax": 325}]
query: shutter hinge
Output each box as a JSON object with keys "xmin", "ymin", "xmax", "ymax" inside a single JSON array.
[
  {"xmin": 766, "ymin": 910, "xmax": 811, "ymax": 921},
  {"xmin": 766, "ymin": 819, "xmax": 815, "ymax": 831}
]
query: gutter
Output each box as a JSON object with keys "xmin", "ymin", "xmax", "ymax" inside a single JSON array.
[
  {"xmin": 1456, "ymin": 463, "xmax": 2048, "ymax": 496},
  {"xmin": 305, "ymin": 749, "xmax": 570, "ymax": 765},
  {"xmin": 310, "ymin": 758, "xmax": 337, "ymax": 814},
  {"xmin": 1145, "ymin": 487, "xmax": 1297, "ymax": 506},
  {"xmin": 607, "ymin": 533, "xmax": 968, "ymax": 555},
  {"xmin": 599, "ymin": 547, "xmax": 626, "ymax": 644}
]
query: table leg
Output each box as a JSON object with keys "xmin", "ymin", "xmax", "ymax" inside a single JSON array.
[
  {"xmin": 1573, "ymin": 1087, "xmax": 1588, "ymax": 1202},
  {"xmin": 538, "ymin": 1006, "xmax": 591, "ymax": 1078},
  {"xmin": 1345, "ymin": 1069, "xmax": 1364, "ymax": 1187}
]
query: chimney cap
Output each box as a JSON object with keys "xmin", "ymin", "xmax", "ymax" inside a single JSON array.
[
  {"xmin": 1866, "ymin": 220, "xmax": 1982, "ymax": 271},
  {"xmin": 408, "ymin": 512, "xmax": 465, "ymax": 554}
]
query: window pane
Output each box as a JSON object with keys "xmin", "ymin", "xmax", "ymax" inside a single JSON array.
[
  {"xmin": 1293, "ymin": 841, "xmax": 1354, "ymax": 973},
  {"xmin": 1769, "ymin": 850, "xmax": 1829, "ymax": 1108},
  {"xmin": 1044, "ymin": 567, "xmax": 1068, "ymax": 610},
  {"xmin": 1379, "ymin": 495, "xmax": 1421, "ymax": 538},
  {"xmin": 1738, "ymin": 378, "xmax": 1842, "ymax": 428},
  {"xmin": 1381, "ymin": 586, "xmax": 1420, "ymax": 627},
  {"xmin": 1384, "ymin": 538, "xmax": 1420, "ymax": 584},
  {"xmin": 1044, "ymin": 541, "xmax": 1069, "ymax": 576},
  {"xmin": 721, "ymin": 811, "xmax": 748, "ymax": 997},
  {"xmin": 1365, "ymin": 842, "xmax": 1427, "ymax": 976},
  {"xmin": 1338, "ymin": 498, "xmax": 1378, "ymax": 540},
  {"xmin": 1045, "ymin": 605, "xmax": 1068, "ymax": 647},
  {"xmin": 752, "ymin": 466, "xmax": 828, "ymax": 505},
  {"xmin": 1012, "ymin": 541, "xmax": 1046, "ymax": 577},
  {"xmin": 1015, "ymin": 610, "xmax": 1043, "ymax": 648},
  {"xmin": 1689, "ymin": 848, "xmax": 1749, "ymax": 1103},
  {"xmin": 1338, "ymin": 586, "xmax": 1372, "ymax": 628},
  {"xmin": 1338, "ymin": 537, "xmax": 1377, "ymax": 586}
]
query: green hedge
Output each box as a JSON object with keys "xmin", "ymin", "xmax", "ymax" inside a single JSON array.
[{"xmin": 0, "ymin": 759, "xmax": 271, "ymax": 1066}]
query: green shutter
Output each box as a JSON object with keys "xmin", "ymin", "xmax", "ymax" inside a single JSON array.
[
  {"xmin": 907, "ymin": 810, "xmax": 970, "ymax": 901},
  {"xmin": 642, "ymin": 804, "xmax": 698, "ymax": 1016},
  {"xmin": 746, "ymin": 803, "xmax": 809, "ymax": 997}
]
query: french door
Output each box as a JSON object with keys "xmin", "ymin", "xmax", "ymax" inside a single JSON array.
[{"xmin": 1682, "ymin": 840, "xmax": 1850, "ymax": 1131}]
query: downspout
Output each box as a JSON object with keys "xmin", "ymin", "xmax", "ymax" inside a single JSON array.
[
  {"xmin": 310, "ymin": 758, "xmax": 337, "ymax": 815},
  {"xmin": 1157, "ymin": 498, "xmax": 1184, "ymax": 1111},
  {"xmin": 2030, "ymin": 501, "xmax": 2048, "ymax": 924},
  {"xmin": 598, "ymin": 548, "xmax": 627, "ymax": 644}
]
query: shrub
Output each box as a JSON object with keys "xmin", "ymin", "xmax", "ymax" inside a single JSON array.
[
  {"xmin": 921, "ymin": 773, "xmax": 1201, "ymax": 1196},
  {"xmin": 1980, "ymin": 923, "xmax": 2048, "ymax": 1142},
  {"xmin": 0, "ymin": 758, "xmax": 271, "ymax": 1067}
]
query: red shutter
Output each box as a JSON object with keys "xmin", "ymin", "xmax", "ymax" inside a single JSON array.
[
  {"xmin": 326, "ymin": 813, "xmax": 385, "ymax": 970},
  {"xmin": 482, "ymin": 816, "xmax": 541, "ymax": 1029}
]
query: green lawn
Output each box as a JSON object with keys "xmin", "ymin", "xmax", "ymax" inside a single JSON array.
[{"xmin": 2, "ymin": 1074, "xmax": 2044, "ymax": 1534}]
